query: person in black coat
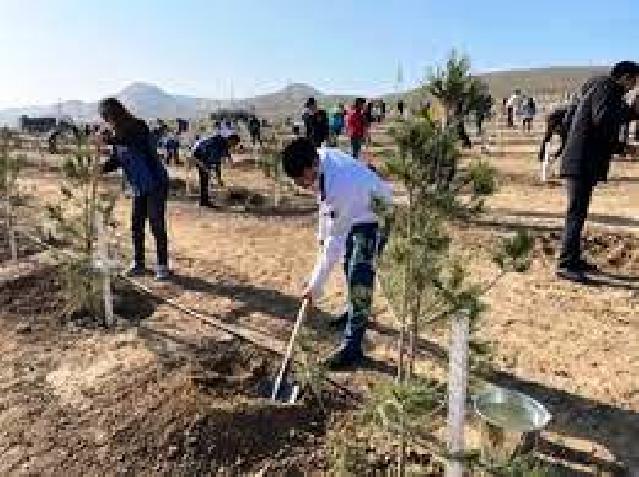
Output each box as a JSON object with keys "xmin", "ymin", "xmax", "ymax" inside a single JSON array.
[
  {"xmin": 312, "ymin": 109, "xmax": 330, "ymax": 147},
  {"xmin": 192, "ymin": 133, "xmax": 240, "ymax": 206},
  {"xmin": 557, "ymin": 61, "xmax": 639, "ymax": 282},
  {"xmin": 248, "ymin": 115, "xmax": 262, "ymax": 146},
  {"xmin": 539, "ymin": 77, "xmax": 606, "ymax": 163},
  {"xmin": 539, "ymin": 105, "xmax": 572, "ymax": 162}
]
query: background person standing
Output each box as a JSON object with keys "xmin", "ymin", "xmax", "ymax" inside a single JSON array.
[
  {"xmin": 346, "ymin": 98, "xmax": 367, "ymax": 158},
  {"xmin": 557, "ymin": 61, "xmax": 639, "ymax": 283},
  {"xmin": 248, "ymin": 115, "xmax": 262, "ymax": 146},
  {"xmin": 522, "ymin": 96, "xmax": 536, "ymax": 132}
]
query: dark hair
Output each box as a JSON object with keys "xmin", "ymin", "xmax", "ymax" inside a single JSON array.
[
  {"xmin": 306, "ymin": 97, "xmax": 316, "ymax": 107},
  {"xmin": 281, "ymin": 137, "xmax": 317, "ymax": 179},
  {"xmin": 611, "ymin": 61, "xmax": 639, "ymax": 79},
  {"xmin": 227, "ymin": 134, "xmax": 241, "ymax": 144},
  {"xmin": 98, "ymin": 97, "xmax": 130, "ymax": 123}
]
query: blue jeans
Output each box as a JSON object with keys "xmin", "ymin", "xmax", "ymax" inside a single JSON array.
[{"xmin": 341, "ymin": 222, "xmax": 386, "ymax": 355}]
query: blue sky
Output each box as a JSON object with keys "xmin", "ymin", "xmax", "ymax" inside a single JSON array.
[{"xmin": 0, "ymin": 0, "xmax": 637, "ymax": 108}]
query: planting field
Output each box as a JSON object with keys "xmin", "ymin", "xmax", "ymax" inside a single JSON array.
[{"xmin": 1, "ymin": 114, "xmax": 639, "ymax": 475}]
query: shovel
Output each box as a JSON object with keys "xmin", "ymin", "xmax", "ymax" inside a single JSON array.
[{"xmin": 270, "ymin": 298, "xmax": 311, "ymax": 403}]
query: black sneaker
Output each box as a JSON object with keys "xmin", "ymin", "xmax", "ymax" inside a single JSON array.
[
  {"xmin": 328, "ymin": 312, "xmax": 348, "ymax": 329},
  {"xmin": 576, "ymin": 259, "xmax": 599, "ymax": 273},
  {"xmin": 556, "ymin": 267, "xmax": 588, "ymax": 284},
  {"xmin": 322, "ymin": 346, "xmax": 364, "ymax": 371},
  {"xmin": 125, "ymin": 264, "xmax": 146, "ymax": 277}
]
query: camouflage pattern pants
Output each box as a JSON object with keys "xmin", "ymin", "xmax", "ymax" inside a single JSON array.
[{"xmin": 342, "ymin": 222, "xmax": 385, "ymax": 353}]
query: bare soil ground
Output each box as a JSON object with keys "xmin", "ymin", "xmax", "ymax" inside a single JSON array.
[
  {"xmin": 0, "ymin": 228, "xmax": 42, "ymax": 264},
  {"xmin": 2, "ymin": 123, "xmax": 639, "ymax": 475}
]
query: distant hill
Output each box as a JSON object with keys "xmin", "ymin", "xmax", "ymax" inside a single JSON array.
[
  {"xmin": 0, "ymin": 66, "xmax": 611, "ymax": 125},
  {"xmin": 0, "ymin": 82, "xmax": 352, "ymax": 126},
  {"xmin": 480, "ymin": 66, "xmax": 608, "ymax": 98}
]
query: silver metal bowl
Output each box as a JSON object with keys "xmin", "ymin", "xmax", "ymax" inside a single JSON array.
[
  {"xmin": 473, "ymin": 387, "xmax": 551, "ymax": 432},
  {"xmin": 473, "ymin": 387, "xmax": 551, "ymax": 463}
]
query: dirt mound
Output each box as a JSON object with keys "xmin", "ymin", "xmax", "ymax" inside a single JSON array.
[
  {"xmin": 0, "ymin": 266, "xmax": 64, "ymax": 319},
  {"xmin": 0, "ymin": 268, "xmax": 357, "ymax": 475},
  {"xmin": 168, "ymin": 176, "xmax": 187, "ymax": 196},
  {"xmin": 0, "ymin": 268, "xmax": 157, "ymax": 326},
  {"xmin": 188, "ymin": 340, "xmax": 270, "ymax": 398},
  {"xmin": 0, "ymin": 230, "xmax": 42, "ymax": 263},
  {"xmin": 219, "ymin": 186, "xmax": 267, "ymax": 207},
  {"xmin": 536, "ymin": 230, "xmax": 639, "ymax": 271}
]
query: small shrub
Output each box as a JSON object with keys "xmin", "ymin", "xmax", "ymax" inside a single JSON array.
[{"xmin": 468, "ymin": 159, "xmax": 497, "ymax": 196}]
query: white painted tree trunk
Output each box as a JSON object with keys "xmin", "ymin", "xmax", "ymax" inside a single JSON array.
[
  {"xmin": 39, "ymin": 141, "xmax": 46, "ymax": 172},
  {"xmin": 541, "ymin": 145, "xmax": 550, "ymax": 183},
  {"xmin": 6, "ymin": 197, "xmax": 17, "ymax": 263},
  {"xmin": 8, "ymin": 224, "xmax": 17, "ymax": 263},
  {"xmin": 447, "ymin": 313, "xmax": 469, "ymax": 477},
  {"xmin": 95, "ymin": 211, "xmax": 114, "ymax": 326},
  {"xmin": 185, "ymin": 159, "xmax": 193, "ymax": 197}
]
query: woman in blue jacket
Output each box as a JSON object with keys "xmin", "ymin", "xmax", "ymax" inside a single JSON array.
[{"xmin": 98, "ymin": 98, "xmax": 170, "ymax": 280}]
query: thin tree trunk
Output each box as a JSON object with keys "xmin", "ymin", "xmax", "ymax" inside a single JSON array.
[
  {"xmin": 406, "ymin": 185, "xmax": 415, "ymax": 379},
  {"xmin": 408, "ymin": 293, "xmax": 421, "ymax": 379},
  {"xmin": 397, "ymin": 266, "xmax": 407, "ymax": 383},
  {"xmin": 7, "ymin": 197, "xmax": 17, "ymax": 263},
  {"xmin": 398, "ymin": 414, "xmax": 406, "ymax": 477}
]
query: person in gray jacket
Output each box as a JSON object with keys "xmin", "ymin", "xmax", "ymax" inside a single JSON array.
[{"xmin": 557, "ymin": 61, "xmax": 639, "ymax": 283}]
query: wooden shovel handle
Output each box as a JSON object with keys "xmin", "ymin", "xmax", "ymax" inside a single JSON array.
[{"xmin": 270, "ymin": 298, "xmax": 311, "ymax": 401}]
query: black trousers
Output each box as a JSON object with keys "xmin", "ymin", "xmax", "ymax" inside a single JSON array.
[
  {"xmin": 523, "ymin": 118, "xmax": 533, "ymax": 132},
  {"xmin": 559, "ymin": 178, "xmax": 595, "ymax": 269},
  {"xmin": 457, "ymin": 123, "xmax": 472, "ymax": 148},
  {"xmin": 132, "ymin": 186, "xmax": 168, "ymax": 267},
  {"xmin": 198, "ymin": 165, "xmax": 222, "ymax": 205},
  {"xmin": 507, "ymin": 107, "xmax": 514, "ymax": 127}
]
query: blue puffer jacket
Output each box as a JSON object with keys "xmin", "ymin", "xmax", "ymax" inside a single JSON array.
[{"xmin": 103, "ymin": 119, "xmax": 168, "ymax": 195}]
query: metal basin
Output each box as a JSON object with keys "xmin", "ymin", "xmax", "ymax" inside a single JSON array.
[{"xmin": 473, "ymin": 387, "xmax": 551, "ymax": 464}]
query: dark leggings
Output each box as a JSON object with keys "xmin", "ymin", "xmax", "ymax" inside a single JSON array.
[
  {"xmin": 132, "ymin": 186, "xmax": 168, "ymax": 267},
  {"xmin": 198, "ymin": 165, "xmax": 222, "ymax": 205},
  {"xmin": 523, "ymin": 118, "xmax": 533, "ymax": 132}
]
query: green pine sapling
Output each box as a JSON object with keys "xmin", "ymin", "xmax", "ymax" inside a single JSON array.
[
  {"xmin": 0, "ymin": 127, "xmax": 26, "ymax": 262},
  {"xmin": 361, "ymin": 53, "xmax": 534, "ymax": 474},
  {"xmin": 46, "ymin": 131, "xmax": 118, "ymax": 324}
]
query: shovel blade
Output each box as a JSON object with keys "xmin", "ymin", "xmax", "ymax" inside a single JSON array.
[{"xmin": 264, "ymin": 377, "xmax": 301, "ymax": 404}]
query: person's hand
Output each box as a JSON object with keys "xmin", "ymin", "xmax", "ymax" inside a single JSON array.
[{"xmin": 301, "ymin": 283, "xmax": 313, "ymax": 305}]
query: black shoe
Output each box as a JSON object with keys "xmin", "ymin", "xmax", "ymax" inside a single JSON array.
[
  {"xmin": 322, "ymin": 346, "xmax": 364, "ymax": 371},
  {"xmin": 125, "ymin": 264, "xmax": 146, "ymax": 277},
  {"xmin": 328, "ymin": 312, "xmax": 348, "ymax": 329},
  {"xmin": 576, "ymin": 259, "xmax": 599, "ymax": 273},
  {"xmin": 556, "ymin": 267, "xmax": 589, "ymax": 284}
]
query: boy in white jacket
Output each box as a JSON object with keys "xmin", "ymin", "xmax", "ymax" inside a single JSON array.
[{"xmin": 282, "ymin": 138, "xmax": 392, "ymax": 369}]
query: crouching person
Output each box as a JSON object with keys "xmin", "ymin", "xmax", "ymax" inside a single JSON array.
[
  {"xmin": 192, "ymin": 133, "xmax": 240, "ymax": 206},
  {"xmin": 282, "ymin": 138, "xmax": 392, "ymax": 369},
  {"xmin": 98, "ymin": 98, "xmax": 171, "ymax": 280}
]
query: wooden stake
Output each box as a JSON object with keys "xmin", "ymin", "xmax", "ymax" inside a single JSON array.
[
  {"xmin": 446, "ymin": 312, "xmax": 469, "ymax": 477},
  {"xmin": 95, "ymin": 210, "xmax": 114, "ymax": 326}
]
